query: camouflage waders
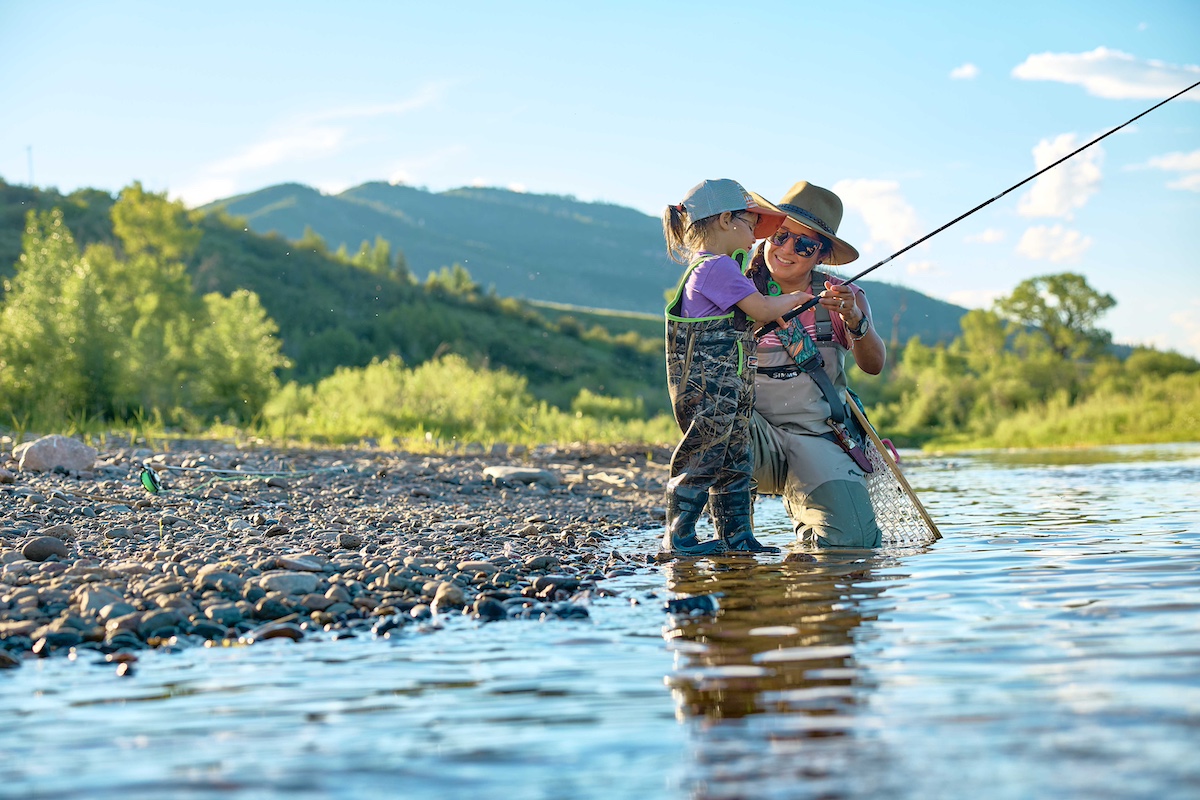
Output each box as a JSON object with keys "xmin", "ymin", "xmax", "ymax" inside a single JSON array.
[{"xmin": 662, "ymin": 254, "xmax": 779, "ymax": 557}]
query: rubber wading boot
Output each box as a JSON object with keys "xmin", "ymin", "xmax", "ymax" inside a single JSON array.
[
  {"xmin": 661, "ymin": 485, "xmax": 728, "ymax": 557},
  {"xmin": 713, "ymin": 491, "xmax": 780, "ymax": 553}
]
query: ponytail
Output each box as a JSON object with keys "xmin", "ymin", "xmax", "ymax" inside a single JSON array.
[
  {"xmin": 662, "ymin": 204, "xmax": 690, "ymax": 264},
  {"xmin": 662, "ymin": 204, "xmax": 726, "ymax": 265}
]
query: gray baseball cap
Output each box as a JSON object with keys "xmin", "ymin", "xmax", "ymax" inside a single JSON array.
[{"xmin": 680, "ymin": 178, "xmax": 787, "ymax": 238}]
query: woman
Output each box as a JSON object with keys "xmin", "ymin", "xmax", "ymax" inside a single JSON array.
[{"xmin": 746, "ymin": 181, "xmax": 887, "ymax": 548}]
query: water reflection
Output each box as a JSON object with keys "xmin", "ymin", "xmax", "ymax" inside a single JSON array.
[{"xmin": 661, "ymin": 552, "xmax": 908, "ymax": 797}]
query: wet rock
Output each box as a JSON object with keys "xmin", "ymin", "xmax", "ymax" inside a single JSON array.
[
  {"xmin": 432, "ymin": 582, "xmax": 465, "ymax": 613},
  {"xmin": 243, "ymin": 622, "xmax": 304, "ymax": 643},
  {"xmin": 254, "ymin": 597, "xmax": 292, "ymax": 620},
  {"xmin": 22, "ymin": 536, "xmax": 69, "ymax": 562},
  {"xmin": 189, "ymin": 622, "xmax": 229, "ymax": 640},
  {"xmin": 531, "ymin": 575, "xmax": 582, "ymax": 595},
  {"xmin": 0, "ymin": 651, "xmax": 20, "ymax": 669},
  {"xmin": 473, "ymin": 595, "xmax": 508, "ymax": 622},
  {"xmin": 139, "ymin": 610, "xmax": 183, "ymax": 639},
  {"xmin": 523, "ymin": 555, "xmax": 559, "ymax": 571},
  {"xmin": 15, "ymin": 435, "xmax": 97, "ymax": 474},
  {"xmin": 0, "ymin": 467, "xmax": 14, "ymax": 485}
]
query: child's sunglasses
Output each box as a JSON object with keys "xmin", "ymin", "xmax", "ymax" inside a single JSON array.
[{"xmin": 768, "ymin": 229, "xmax": 824, "ymax": 257}]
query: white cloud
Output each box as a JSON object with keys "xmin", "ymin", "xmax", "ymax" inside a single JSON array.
[
  {"xmin": 905, "ymin": 260, "xmax": 939, "ymax": 276},
  {"xmin": 1167, "ymin": 173, "xmax": 1200, "ymax": 192},
  {"xmin": 950, "ymin": 63, "xmax": 979, "ymax": 80},
  {"xmin": 308, "ymin": 83, "xmax": 448, "ymax": 123},
  {"xmin": 831, "ymin": 179, "xmax": 921, "ymax": 253},
  {"xmin": 1147, "ymin": 150, "xmax": 1200, "ymax": 171},
  {"xmin": 175, "ymin": 84, "xmax": 447, "ymax": 204},
  {"xmin": 507, "ymin": 182, "xmax": 528, "ymax": 193},
  {"xmin": 1011, "ymin": 47, "xmax": 1200, "ymax": 100},
  {"xmin": 966, "ymin": 228, "xmax": 1005, "ymax": 244},
  {"xmin": 947, "ymin": 289, "xmax": 1004, "ymax": 309},
  {"xmin": 1017, "ymin": 133, "xmax": 1103, "ymax": 218},
  {"xmin": 1137, "ymin": 149, "xmax": 1200, "ymax": 192},
  {"xmin": 1016, "ymin": 224, "xmax": 1093, "ymax": 263},
  {"xmin": 209, "ymin": 127, "xmax": 346, "ymax": 174}
]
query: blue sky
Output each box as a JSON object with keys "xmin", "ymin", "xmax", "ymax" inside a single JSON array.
[{"xmin": 2, "ymin": 1, "xmax": 1198, "ymax": 355}]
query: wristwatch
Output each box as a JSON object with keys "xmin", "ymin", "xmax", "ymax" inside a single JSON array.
[{"xmin": 848, "ymin": 314, "xmax": 870, "ymax": 339}]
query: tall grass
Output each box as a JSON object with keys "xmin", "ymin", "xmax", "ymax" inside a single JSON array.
[
  {"xmin": 927, "ymin": 372, "xmax": 1200, "ymax": 450},
  {"xmin": 258, "ymin": 354, "xmax": 678, "ymax": 449}
]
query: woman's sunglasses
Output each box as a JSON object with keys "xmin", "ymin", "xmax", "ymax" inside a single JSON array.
[{"xmin": 768, "ymin": 229, "xmax": 824, "ymax": 257}]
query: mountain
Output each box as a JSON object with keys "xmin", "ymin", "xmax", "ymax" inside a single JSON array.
[
  {"xmin": 0, "ymin": 178, "xmax": 664, "ymax": 411},
  {"xmin": 202, "ymin": 182, "xmax": 968, "ymax": 346}
]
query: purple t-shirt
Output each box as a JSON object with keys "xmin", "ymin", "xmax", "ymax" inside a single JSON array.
[{"xmin": 679, "ymin": 253, "xmax": 757, "ymax": 318}]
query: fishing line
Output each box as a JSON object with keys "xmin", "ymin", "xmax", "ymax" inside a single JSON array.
[{"xmin": 756, "ymin": 77, "xmax": 1200, "ymax": 336}]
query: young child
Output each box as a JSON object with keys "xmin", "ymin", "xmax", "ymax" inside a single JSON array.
[{"xmin": 661, "ymin": 179, "xmax": 810, "ymax": 557}]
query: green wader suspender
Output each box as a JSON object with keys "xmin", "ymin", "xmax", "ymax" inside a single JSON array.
[{"xmin": 665, "ymin": 252, "xmax": 752, "ymax": 375}]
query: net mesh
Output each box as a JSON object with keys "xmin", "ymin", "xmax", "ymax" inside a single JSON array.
[{"xmin": 864, "ymin": 441, "xmax": 940, "ymax": 545}]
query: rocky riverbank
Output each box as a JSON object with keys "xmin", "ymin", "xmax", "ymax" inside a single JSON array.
[{"xmin": 0, "ymin": 437, "xmax": 674, "ymax": 670}]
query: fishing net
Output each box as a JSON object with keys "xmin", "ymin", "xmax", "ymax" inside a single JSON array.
[{"xmin": 863, "ymin": 439, "xmax": 940, "ymax": 545}]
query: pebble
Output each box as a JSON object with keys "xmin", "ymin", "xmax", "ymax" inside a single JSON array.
[
  {"xmin": 21, "ymin": 536, "xmax": 69, "ymax": 562},
  {"xmin": 259, "ymin": 571, "xmax": 320, "ymax": 595},
  {"xmin": 0, "ymin": 441, "xmax": 668, "ymax": 660}
]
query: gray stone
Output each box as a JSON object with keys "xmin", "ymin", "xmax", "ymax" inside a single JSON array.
[
  {"xmin": 77, "ymin": 586, "xmax": 124, "ymax": 614},
  {"xmin": 138, "ymin": 610, "xmax": 182, "ymax": 638},
  {"xmin": 22, "ymin": 536, "xmax": 69, "ymax": 562},
  {"xmin": 524, "ymin": 555, "xmax": 559, "ymax": 571},
  {"xmin": 336, "ymin": 532, "xmax": 364, "ymax": 550},
  {"xmin": 204, "ymin": 603, "xmax": 244, "ymax": 626},
  {"xmin": 41, "ymin": 524, "xmax": 78, "ymax": 542},
  {"xmin": 259, "ymin": 571, "xmax": 320, "ymax": 595},
  {"xmin": 15, "ymin": 435, "xmax": 97, "ymax": 474},
  {"xmin": 473, "ymin": 596, "xmax": 508, "ymax": 621},
  {"xmin": 432, "ymin": 581, "xmax": 465, "ymax": 612},
  {"xmin": 482, "ymin": 466, "xmax": 560, "ymax": 487}
]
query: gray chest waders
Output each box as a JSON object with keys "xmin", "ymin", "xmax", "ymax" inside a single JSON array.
[{"xmin": 765, "ymin": 271, "xmax": 874, "ymax": 474}]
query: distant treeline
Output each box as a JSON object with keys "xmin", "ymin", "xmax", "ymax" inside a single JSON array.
[{"xmin": 1, "ymin": 179, "xmax": 1197, "ymax": 450}]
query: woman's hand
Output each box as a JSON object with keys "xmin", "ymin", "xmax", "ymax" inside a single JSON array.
[
  {"xmin": 818, "ymin": 281, "xmax": 862, "ymax": 327},
  {"xmin": 821, "ymin": 281, "xmax": 886, "ymax": 374}
]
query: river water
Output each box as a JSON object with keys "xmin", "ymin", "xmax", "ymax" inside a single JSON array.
[{"xmin": 2, "ymin": 444, "xmax": 1199, "ymax": 799}]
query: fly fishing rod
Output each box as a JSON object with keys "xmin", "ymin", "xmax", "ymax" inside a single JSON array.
[{"xmin": 756, "ymin": 77, "xmax": 1200, "ymax": 337}]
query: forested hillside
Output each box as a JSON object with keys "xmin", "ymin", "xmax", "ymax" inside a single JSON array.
[
  {"xmin": 202, "ymin": 181, "xmax": 970, "ymax": 346},
  {"xmin": 0, "ymin": 180, "xmax": 665, "ymax": 419}
]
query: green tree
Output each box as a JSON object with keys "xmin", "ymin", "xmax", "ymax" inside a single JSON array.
[
  {"xmin": 111, "ymin": 182, "xmax": 201, "ymax": 262},
  {"xmin": 0, "ymin": 209, "xmax": 90, "ymax": 418},
  {"xmin": 193, "ymin": 289, "xmax": 291, "ymax": 418},
  {"xmin": 994, "ymin": 273, "xmax": 1116, "ymax": 359}
]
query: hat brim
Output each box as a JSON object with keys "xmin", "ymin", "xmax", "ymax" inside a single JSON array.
[
  {"xmin": 745, "ymin": 192, "xmax": 788, "ymax": 239},
  {"xmin": 778, "ymin": 215, "xmax": 860, "ymax": 265}
]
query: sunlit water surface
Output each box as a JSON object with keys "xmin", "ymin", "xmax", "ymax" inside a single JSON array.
[{"xmin": 2, "ymin": 444, "xmax": 1199, "ymax": 799}]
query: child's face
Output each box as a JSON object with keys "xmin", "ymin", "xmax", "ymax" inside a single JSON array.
[{"xmin": 731, "ymin": 211, "xmax": 759, "ymax": 251}]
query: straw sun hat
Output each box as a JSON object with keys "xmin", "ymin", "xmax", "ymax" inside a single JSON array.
[{"xmin": 774, "ymin": 181, "xmax": 860, "ymax": 266}]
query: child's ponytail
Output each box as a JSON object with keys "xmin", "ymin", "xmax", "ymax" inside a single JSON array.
[{"xmin": 662, "ymin": 203, "xmax": 691, "ymax": 265}]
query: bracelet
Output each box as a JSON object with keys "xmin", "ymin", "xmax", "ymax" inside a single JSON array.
[{"xmin": 849, "ymin": 315, "xmax": 870, "ymax": 340}]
